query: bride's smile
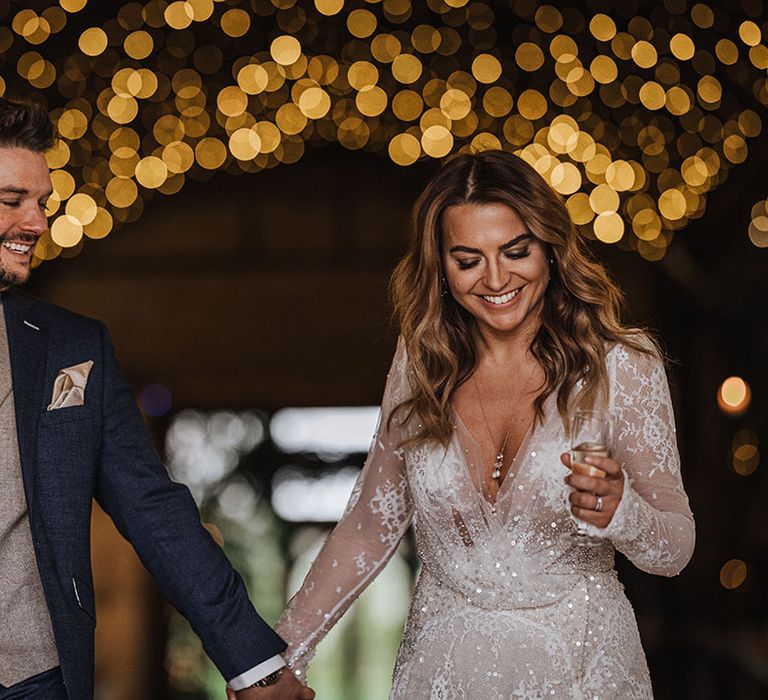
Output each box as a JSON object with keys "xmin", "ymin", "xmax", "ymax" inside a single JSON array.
[{"xmin": 441, "ymin": 201, "xmax": 549, "ymax": 342}]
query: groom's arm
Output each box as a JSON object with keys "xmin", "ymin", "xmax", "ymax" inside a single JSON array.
[{"xmin": 91, "ymin": 321, "xmax": 287, "ymax": 682}]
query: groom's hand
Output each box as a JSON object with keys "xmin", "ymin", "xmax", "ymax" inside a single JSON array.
[{"xmin": 229, "ymin": 669, "xmax": 315, "ymax": 700}]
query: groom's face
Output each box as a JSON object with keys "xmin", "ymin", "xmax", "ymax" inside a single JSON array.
[{"xmin": 0, "ymin": 146, "xmax": 51, "ymax": 288}]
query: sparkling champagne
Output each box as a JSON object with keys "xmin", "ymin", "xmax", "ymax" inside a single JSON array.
[
  {"xmin": 563, "ymin": 410, "xmax": 613, "ymax": 547},
  {"xmin": 570, "ymin": 441, "xmax": 610, "ymax": 479}
]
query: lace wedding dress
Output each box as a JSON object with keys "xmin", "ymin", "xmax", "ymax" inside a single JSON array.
[{"xmin": 275, "ymin": 337, "xmax": 695, "ymax": 699}]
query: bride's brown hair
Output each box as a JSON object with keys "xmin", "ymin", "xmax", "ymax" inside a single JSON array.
[{"xmin": 389, "ymin": 150, "xmax": 657, "ymax": 446}]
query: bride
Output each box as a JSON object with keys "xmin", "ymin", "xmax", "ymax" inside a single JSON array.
[{"xmin": 274, "ymin": 151, "xmax": 694, "ymax": 698}]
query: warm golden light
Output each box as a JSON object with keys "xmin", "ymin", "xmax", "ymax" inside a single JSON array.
[
  {"xmin": 589, "ymin": 184, "xmax": 620, "ymax": 214},
  {"xmin": 471, "ymin": 54, "xmax": 502, "ymax": 84},
  {"xmin": 665, "ymin": 86, "xmax": 691, "ymax": 115},
  {"xmin": 718, "ymin": 376, "xmax": 751, "ymax": 416},
  {"xmin": 78, "ymin": 27, "xmax": 107, "ymax": 56},
  {"xmin": 639, "ymin": 81, "xmax": 666, "ymax": 110},
  {"xmin": 348, "ymin": 61, "xmax": 379, "ymax": 90},
  {"xmin": 124, "ymin": 30, "xmax": 153, "ymax": 60},
  {"xmin": 593, "ymin": 212, "xmax": 624, "ymax": 243},
  {"xmin": 9, "ymin": 0, "xmax": 763, "ymax": 265},
  {"xmin": 105, "ymin": 177, "xmax": 138, "ymax": 208},
  {"xmin": 589, "ymin": 14, "xmax": 616, "ymax": 42},
  {"xmin": 515, "ymin": 43, "xmax": 545, "ymax": 72},
  {"xmin": 220, "ymin": 9, "xmax": 250, "ymax": 38},
  {"xmin": 165, "ymin": 2, "xmax": 194, "ymax": 30},
  {"xmin": 84, "ymin": 207, "xmax": 113, "ymax": 239},
  {"xmin": 217, "ymin": 86, "xmax": 248, "ymax": 117},
  {"xmin": 720, "ymin": 559, "xmax": 748, "ymax": 590},
  {"xmin": 195, "ymin": 138, "xmax": 227, "ymax": 170},
  {"xmin": 298, "ymin": 87, "xmax": 332, "ymax": 119},
  {"xmin": 421, "ymin": 125, "xmax": 453, "ymax": 158},
  {"xmin": 549, "ymin": 163, "xmax": 581, "ymax": 195},
  {"xmin": 731, "ymin": 430, "xmax": 760, "ymax": 477},
  {"xmin": 50, "ymin": 214, "xmax": 83, "ymax": 248},
  {"xmin": 65, "ymin": 193, "xmax": 97, "ymax": 225},
  {"xmin": 135, "ymin": 157, "xmax": 168, "ymax": 189},
  {"xmin": 57, "ymin": 109, "xmax": 88, "ymax": 140},
  {"xmin": 440, "ymin": 89, "xmax": 471, "ymax": 120},
  {"xmin": 590, "ymin": 55, "xmax": 617, "ymax": 84},
  {"xmin": 392, "ymin": 89, "xmax": 422, "ymax": 121},
  {"xmin": 356, "ymin": 86, "xmax": 387, "ymax": 117},
  {"xmin": 566, "ymin": 193, "xmax": 594, "ymax": 225},
  {"xmin": 60, "ymin": 0, "xmax": 88, "ymax": 12},
  {"xmin": 271, "ymin": 36, "xmax": 301, "ymax": 66},
  {"xmin": 631, "ymin": 41, "xmax": 657, "ymax": 69},
  {"xmin": 388, "ymin": 133, "xmax": 421, "ymax": 166},
  {"xmin": 347, "ymin": 9, "xmax": 376, "ymax": 38},
  {"xmin": 748, "ymin": 198, "xmax": 768, "ymax": 248},
  {"xmin": 733, "ymin": 443, "xmax": 759, "ymax": 476},
  {"xmin": 670, "ymin": 33, "xmax": 695, "ymax": 61},
  {"xmin": 658, "ymin": 189, "xmax": 687, "ymax": 220},
  {"xmin": 163, "ymin": 141, "xmax": 195, "ymax": 174},
  {"xmin": 392, "ymin": 53, "xmax": 422, "ymax": 84},
  {"xmin": 632, "ymin": 209, "xmax": 662, "ymax": 241},
  {"xmin": 187, "ymin": 0, "xmax": 214, "ymax": 22},
  {"xmin": 315, "ymin": 0, "xmax": 344, "ymax": 17},
  {"xmin": 738, "ymin": 21, "xmax": 761, "ymax": 47},
  {"xmin": 50, "ymin": 169, "xmax": 75, "ymax": 200},
  {"xmin": 229, "ymin": 128, "xmax": 261, "ymax": 161},
  {"xmin": 237, "ymin": 64, "xmax": 269, "ymax": 95},
  {"xmin": 517, "ymin": 90, "xmax": 547, "ymax": 120}
]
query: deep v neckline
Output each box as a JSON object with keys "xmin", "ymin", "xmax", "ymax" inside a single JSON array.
[{"xmin": 453, "ymin": 408, "xmax": 535, "ymax": 508}]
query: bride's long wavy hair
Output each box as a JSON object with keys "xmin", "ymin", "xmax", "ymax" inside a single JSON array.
[{"xmin": 389, "ymin": 150, "xmax": 657, "ymax": 446}]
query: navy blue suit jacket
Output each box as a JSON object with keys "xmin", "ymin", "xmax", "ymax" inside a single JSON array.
[{"xmin": 2, "ymin": 288, "xmax": 286, "ymax": 699}]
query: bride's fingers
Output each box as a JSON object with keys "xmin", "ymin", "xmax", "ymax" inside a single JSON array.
[
  {"xmin": 569, "ymin": 490, "xmax": 612, "ymax": 510},
  {"xmin": 566, "ymin": 472, "xmax": 607, "ymax": 493},
  {"xmin": 572, "ymin": 504, "xmax": 613, "ymax": 527},
  {"xmin": 583, "ymin": 454, "xmax": 621, "ymax": 477}
]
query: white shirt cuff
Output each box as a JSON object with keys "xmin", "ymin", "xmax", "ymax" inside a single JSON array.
[{"xmin": 227, "ymin": 655, "xmax": 286, "ymax": 691}]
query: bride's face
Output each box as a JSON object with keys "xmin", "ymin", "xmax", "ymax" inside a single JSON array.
[{"xmin": 441, "ymin": 202, "xmax": 549, "ymax": 339}]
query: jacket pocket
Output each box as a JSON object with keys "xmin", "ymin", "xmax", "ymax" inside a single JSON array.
[{"xmin": 39, "ymin": 404, "xmax": 91, "ymax": 427}]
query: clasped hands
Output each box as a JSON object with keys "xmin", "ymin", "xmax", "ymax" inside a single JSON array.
[
  {"xmin": 561, "ymin": 452, "xmax": 624, "ymax": 528},
  {"xmin": 228, "ymin": 669, "xmax": 315, "ymax": 700}
]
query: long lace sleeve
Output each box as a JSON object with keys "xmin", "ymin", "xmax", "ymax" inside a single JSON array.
[
  {"xmin": 581, "ymin": 339, "xmax": 695, "ymax": 577},
  {"xmin": 274, "ymin": 339, "xmax": 413, "ymax": 676}
]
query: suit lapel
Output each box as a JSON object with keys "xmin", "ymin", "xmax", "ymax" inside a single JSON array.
[{"xmin": 2, "ymin": 289, "xmax": 48, "ymax": 509}]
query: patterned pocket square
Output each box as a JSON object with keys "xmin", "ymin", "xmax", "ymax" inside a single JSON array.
[{"xmin": 47, "ymin": 360, "xmax": 94, "ymax": 411}]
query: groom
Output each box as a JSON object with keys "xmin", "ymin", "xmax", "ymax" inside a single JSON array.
[{"xmin": 0, "ymin": 97, "xmax": 312, "ymax": 699}]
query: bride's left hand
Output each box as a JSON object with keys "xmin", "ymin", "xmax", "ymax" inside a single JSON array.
[{"xmin": 561, "ymin": 452, "xmax": 624, "ymax": 528}]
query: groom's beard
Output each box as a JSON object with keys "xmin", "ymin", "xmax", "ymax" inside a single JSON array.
[{"xmin": 0, "ymin": 233, "xmax": 37, "ymax": 288}]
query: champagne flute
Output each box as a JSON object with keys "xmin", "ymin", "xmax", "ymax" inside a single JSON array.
[{"xmin": 561, "ymin": 409, "xmax": 613, "ymax": 547}]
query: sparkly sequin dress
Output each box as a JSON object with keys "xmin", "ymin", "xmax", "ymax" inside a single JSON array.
[{"xmin": 275, "ymin": 337, "xmax": 695, "ymax": 699}]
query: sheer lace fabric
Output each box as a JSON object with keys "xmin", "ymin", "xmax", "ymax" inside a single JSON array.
[{"xmin": 276, "ymin": 337, "xmax": 695, "ymax": 698}]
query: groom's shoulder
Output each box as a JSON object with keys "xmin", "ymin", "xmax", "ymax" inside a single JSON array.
[{"xmin": 13, "ymin": 289, "xmax": 105, "ymax": 336}]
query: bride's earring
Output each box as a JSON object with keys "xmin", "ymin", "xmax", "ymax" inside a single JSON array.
[{"xmin": 440, "ymin": 276, "xmax": 448, "ymax": 297}]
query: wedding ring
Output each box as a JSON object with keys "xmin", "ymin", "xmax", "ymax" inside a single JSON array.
[{"xmin": 594, "ymin": 495, "xmax": 604, "ymax": 513}]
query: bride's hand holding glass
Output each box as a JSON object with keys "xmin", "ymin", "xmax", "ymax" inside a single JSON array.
[{"xmin": 561, "ymin": 451, "xmax": 625, "ymax": 529}]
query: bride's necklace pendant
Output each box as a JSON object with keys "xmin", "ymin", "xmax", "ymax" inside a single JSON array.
[{"xmin": 491, "ymin": 452, "xmax": 503, "ymax": 480}]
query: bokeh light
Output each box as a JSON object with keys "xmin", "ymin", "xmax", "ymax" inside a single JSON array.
[
  {"xmin": 719, "ymin": 559, "xmax": 748, "ymax": 590},
  {"xmin": 717, "ymin": 376, "xmax": 752, "ymax": 416},
  {"xmin": 138, "ymin": 383, "xmax": 173, "ymax": 417},
  {"xmin": 0, "ymin": 0, "xmax": 758, "ymax": 268},
  {"xmin": 731, "ymin": 430, "xmax": 760, "ymax": 477}
]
